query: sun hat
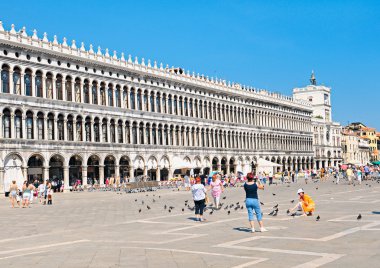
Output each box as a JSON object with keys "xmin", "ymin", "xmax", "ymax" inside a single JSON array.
[{"xmin": 297, "ymin": 188, "xmax": 304, "ymax": 194}]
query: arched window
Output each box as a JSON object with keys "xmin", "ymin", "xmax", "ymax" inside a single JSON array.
[
  {"xmin": 66, "ymin": 76, "xmax": 72, "ymax": 101},
  {"xmin": 74, "ymin": 78, "xmax": 81, "ymax": 102},
  {"xmin": 13, "ymin": 67, "xmax": 21, "ymax": 95},
  {"xmin": 117, "ymin": 120, "xmax": 123, "ymax": 143},
  {"xmin": 94, "ymin": 118, "xmax": 100, "ymax": 142},
  {"xmin": 115, "ymin": 86, "xmax": 121, "ymax": 107},
  {"xmin": 85, "ymin": 117, "xmax": 91, "ymax": 141},
  {"xmin": 92, "ymin": 81, "xmax": 98, "ymax": 105},
  {"xmin": 152, "ymin": 124, "xmax": 157, "ymax": 145},
  {"xmin": 47, "ymin": 113, "xmax": 54, "ymax": 140},
  {"xmin": 37, "ymin": 112, "xmax": 44, "ymax": 140},
  {"xmin": 67, "ymin": 115, "xmax": 74, "ymax": 141},
  {"xmin": 139, "ymin": 123, "xmax": 144, "ymax": 144},
  {"xmin": 130, "ymin": 89, "xmax": 135, "ymax": 110},
  {"xmin": 125, "ymin": 121, "xmax": 130, "ymax": 143},
  {"xmin": 110, "ymin": 120, "xmax": 116, "ymax": 143},
  {"xmin": 56, "ymin": 75, "xmax": 63, "ymax": 100},
  {"xmin": 132, "ymin": 122, "xmax": 137, "ymax": 144},
  {"xmin": 108, "ymin": 84, "xmax": 114, "ymax": 106},
  {"xmin": 174, "ymin": 96, "xmax": 178, "ymax": 115},
  {"xmin": 76, "ymin": 116, "xmax": 82, "ymax": 141},
  {"xmin": 2, "ymin": 108, "xmax": 11, "ymax": 138},
  {"xmin": 35, "ymin": 71, "xmax": 43, "ymax": 97},
  {"xmin": 162, "ymin": 94, "xmax": 166, "ymax": 113},
  {"xmin": 46, "ymin": 73, "xmax": 53, "ymax": 99},
  {"xmin": 150, "ymin": 92, "xmax": 155, "ymax": 112},
  {"xmin": 26, "ymin": 111, "xmax": 34, "ymax": 139},
  {"xmin": 164, "ymin": 125, "xmax": 169, "ymax": 145},
  {"xmin": 14, "ymin": 110, "xmax": 22, "ymax": 138},
  {"xmin": 1, "ymin": 65, "xmax": 10, "ymax": 93},
  {"xmin": 156, "ymin": 93, "xmax": 161, "ymax": 113},
  {"xmin": 100, "ymin": 83, "xmax": 106, "ymax": 105},
  {"xmin": 199, "ymin": 101, "xmax": 203, "ymax": 118},
  {"xmin": 184, "ymin": 98, "xmax": 188, "ymax": 116},
  {"xmin": 168, "ymin": 95, "xmax": 172, "ymax": 114},
  {"xmin": 158, "ymin": 125, "xmax": 163, "ymax": 145},
  {"xmin": 24, "ymin": 69, "xmax": 32, "ymax": 96},
  {"xmin": 179, "ymin": 97, "xmax": 183, "ymax": 115},
  {"xmin": 57, "ymin": 114, "xmax": 64, "ymax": 140},
  {"xmin": 102, "ymin": 119, "xmax": 108, "ymax": 142},
  {"xmin": 83, "ymin": 80, "xmax": 90, "ymax": 104},
  {"xmin": 189, "ymin": 99, "xmax": 193, "ymax": 117},
  {"xmin": 145, "ymin": 124, "xmax": 150, "ymax": 144},
  {"xmin": 194, "ymin": 100, "xmax": 198, "ymax": 118},
  {"xmin": 137, "ymin": 90, "xmax": 142, "ymax": 110},
  {"xmin": 144, "ymin": 91, "xmax": 149, "ymax": 111}
]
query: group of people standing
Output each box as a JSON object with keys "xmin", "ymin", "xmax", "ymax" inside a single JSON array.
[
  {"xmin": 191, "ymin": 172, "xmax": 315, "ymax": 233},
  {"xmin": 7, "ymin": 179, "xmax": 53, "ymax": 208}
]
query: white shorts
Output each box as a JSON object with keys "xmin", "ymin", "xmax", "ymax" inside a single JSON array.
[{"xmin": 184, "ymin": 183, "xmax": 190, "ymax": 187}]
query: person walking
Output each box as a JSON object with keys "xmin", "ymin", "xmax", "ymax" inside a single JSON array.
[
  {"xmin": 209, "ymin": 174, "xmax": 224, "ymax": 209},
  {"xmin": 21, "ymin": 181, "xmax": 33, "ymax": 208},
  {"xmin": 191, "ymin": 177, "xmax": 207, "ymax": 222},
  {"xmin": 38, "ymin": 181, "xmax": 46, "ymax": 204},
  {"xmin": 244, "ymin": 172, "xmax": 267, "ymax": 233},
  {"xmin": 8, "ymin": 180, "xmax": 19, "ymax": 208}
]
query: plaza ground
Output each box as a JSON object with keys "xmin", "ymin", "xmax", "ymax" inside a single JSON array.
[{"xmin": 0, "ymin": 180, "xmax": 379, "ymax": 268}]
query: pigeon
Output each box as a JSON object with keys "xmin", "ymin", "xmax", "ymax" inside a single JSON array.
[
  {"xmin": 209, "ymin": 210, "xmax": 214, "ymax": 215},
  {"xmin": 142, "ymin": 201, "xmax": 144, "ymax": 205},
  {"xmin": 234, "ymin": 206, "xmax": 239, "ymax": 211},
  {"xmin": 147, "ymin": 206, "xmax": 151, "ymax": 210},
  {"xmin": 168, "ymin": 209, "xmax": 171, "ymax": 213},
  {"xmin": 169, "ymin": 206, "xmax": 174, "ymax": 210},
  {"xmin": 272, "ymin": 193, "xmax": 276, "ymax": 196},
  {"xmin": 316, "ymin": 215, "xmax": 320, "ymax": 221},
  {"xmin": 222, "ymin": 196, "xmax": 227, "ymax": 200},
  {"xmin": 273, "ymin": 210, "xmax": 279, "ymax": 216},
  {"xmin": 241, "ymin": 206, "xmax": 244, "ymax": 210},
  {"xmin": 224, "ymin": 206, "xmax": 228, "ymax": 210},
  {"xmin": 146, "ymin": 194, "xmax": 148, "ymax": 197},
  {"xmin": 182, "ymin": 208, "xmax": 184, "ymax": 212},
  {"xmin": 286, "ymin": 209, "xmax": 290, "ymax": 214},
  {"xmin": 316, "ymin": 187, "xmax": 318, "ymax": 190},
  {"xmin": 228, "ymin": 210, "xmax": 231, "ymax": 215},
  {"xmin": 236, "ymin": 202, "xmax": 240, "ymax": 205},
  {"xmin": 273, "ymin": 204, "xmax": 278, "ymax": 209},
  {"xmin": 185, "ymin": 200, "xmax": 188, "ymax": 203},
  {"xmin": 164, "ymin": 205, "xmax": 167, "ymax": 210},
  {"xmin": 159, "ymin": 196, "xmax": 161, "ymax": 198},
  {"xmin": 260, "ymin": 202, "xmax": 265, "ymax": 206},
  {"xmin": 135, "ymin": 199, "xmax": 137, "ymax": 202},
  {"xmin": 138, "ymin": 209, "xmax": 141, "ymax": 213},
  {"xmin": 268, "ymin": 210, "xmax": 275, "ymax": 216},
  {"xmin": 357, "ymin": 214, "xmax": 362, "ymax": 220},
  {"xmin": 153, "ymin": 199, "xmax": 156, "ymax": 203},
  {"xmin": 291, "ymin": 200, "xmax": 295, "ymax": 203}
]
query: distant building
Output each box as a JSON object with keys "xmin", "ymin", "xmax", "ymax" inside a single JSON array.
[
  {"xmin": 293, "ymin": 72, "xmax": 342, "ymax": 168},
  {"xmin": 346, "ymin": 123, "xmax": 378, "ymax": 161},
  {"xmin": 341, "ymin": 129, "xmax": 370, "ymax": 165}
]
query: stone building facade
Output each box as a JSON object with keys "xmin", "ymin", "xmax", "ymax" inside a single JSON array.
[
  {"xmin": 341, "ymin": 129, "xmax": 370, "ymax": 165},
  {"xmin": 0, "ymin": 22, "xmax": 314, "ymax": 192},
  {"xmin": 293, "ymin": 72, "xmax": 342, "ymax": 168}
]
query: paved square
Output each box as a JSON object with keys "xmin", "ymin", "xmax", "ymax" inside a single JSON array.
[{"xmin": 1, "ymin": 181, "xmax": 379, "ymax": 267}]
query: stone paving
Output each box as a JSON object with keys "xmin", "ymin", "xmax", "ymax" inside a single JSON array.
[{"xmin": 0, "ymin": 180, "xmax": 379, "ymax": 268}]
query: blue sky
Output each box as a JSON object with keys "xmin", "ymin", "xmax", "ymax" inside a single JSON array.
[{"xmin": 2, "ymin": 0, "xmax": 379, "ymax": 128}]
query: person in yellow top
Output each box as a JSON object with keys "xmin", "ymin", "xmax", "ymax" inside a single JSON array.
[{"xmin": 289, "ymin": 189, "xmax": 315, "ymax": 216}]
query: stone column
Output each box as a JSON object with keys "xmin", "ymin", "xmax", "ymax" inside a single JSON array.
[
  {"xmin": 33, "ymin": 115, "xmax": 38, "ymax": 140},
  {"xmin": 73, "ymin": 120, "xmax": 77, "ymax": 142},
  {"xmin": 52, "ymin": 78, "xmax": 57, "ymax": 100},
  {"xmin": 88, "ymin": 81, "xmax": 93, "ymax": 104},
  {"xmin": 0, "ymin": 113, "xmax": 2, "ymax": 139},
  {"xmin": 53, "ymin": 117, "xmax": 58, "ymax": 141},
  {"xmin": 63, "ymin": 166, "xmax": 69, "ymax": 192},
  {"xmin": 99, "ymin": 165, "xmax": 105, "ymax": 185},
  {"xmin": 129, "ymin": 167, "xmax": 134, "ymax": 181},
  {"xmin": 22, "ymin": 166, "xmax": 27, "ymax": 182},
  {"xmin": 44, "ymin": 118, "xmax": 49, "ymax": 140},
  {"xmin": 115, "ymin": 165, "xmax": 120, "ymax": 178},
  {"xmin": 156, "ymin": 168, "xmax": 160, "ymax": 181},
  {"xmin": 143, "ymin": 165, "xmax": 148, "ymax": 176},
  {"xmin": 82, "ymin": 166, "xmax": 87, "ymax": 186},
  {"xmin": 43, "ymin": 166, "xmax": 49, "ymax": 181},
  {"xmin": 168, "ymin": 166, "xmax": 174, "ymax": 180},
  {"xmin": 10, "ymin": 114, "xmax": 15, "ymax": 139},
  {"xmin": 19, "ymin": 71, "xmax": 24, "ymax": 96},
  {"xmin": 0, "ymin": 168, "xmax": 4, "ymax": 194},
  {"xmin": 226, "ymin": 164, "xmax": 230, "ymax": 175},
  {"xmin": 63, "ymin": 118, "xmax": 68, "ymax": 141},
  {"xmin": 41, "ymin": 74, "xmax": 46, "ymax": 98}
]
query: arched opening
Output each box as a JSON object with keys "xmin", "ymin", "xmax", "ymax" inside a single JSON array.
[
  {"xmin": 35, "ymin": 70, "xmax": 43, "ymax": 97},
  {"xmin": 46, "ymin": 72, "xmax": 53, "ymax": 99},
  {"xmin": 104, "ymin": 156, "xmax": 116, "ymax": 179},
  {"xmin": 2, "ymin": 108, "xmax": 11, "ymax": 138},
  {"xmin": 24, "ymin": 69, "xmax": 32, "ymax": 96},
  {"xmin": 87, "ymin": 155, "xmax": 100, "ymax": 185},
  {"xmin": 56, "ymin": 74, "xmax": 63, "ymax": 100},
  {"xmin": 49, "ymin": 155, "xmax": 64, "ymax": 183},
  {"xmin": 14, "ymin": 110, "xmax": 22, "ymax": 139},
  {"xmin": 229, "ymin": 158, "xmax": 235, "ymax": 174},
  {"xmin": 147, "ymin": 157, "xmax": 158, "ymax": 181},
  {"xmin": 1, "ymin": 64, "xmax": 10, "ymax": 93},
  {"xmin": 27, "ymin": 155, "xmax": 44, "ymax": 183},
  {"xmin": 69, "ymin": 155, "xmax": 82, "ymax": 186},
  {"xmin": 13, "ymin": 66, "xmax": 21, "ymax": 94},
  {"xmin": 221, "ymin": 157, "xmax": 227, "ymax": 175},
  {"xmin": 119, "ymin": 156, "xmax": 130, "ymax": 179},
  {"xmin": 3, "ymin": 154, "xmax": 24, "ymax": 191},
  {"xmin": 212, "ymin": 157, "xmax": 219, "ymax": 171}
]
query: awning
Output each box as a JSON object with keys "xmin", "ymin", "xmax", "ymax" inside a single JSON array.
[{"xmin": 372, "ymin": 161, "xmax": 380, "ymax": 165}]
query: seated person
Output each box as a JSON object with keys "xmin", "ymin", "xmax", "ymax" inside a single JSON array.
[{"xmin": 289, "ymin": 188, "xmax": 315, "ymax": 216}]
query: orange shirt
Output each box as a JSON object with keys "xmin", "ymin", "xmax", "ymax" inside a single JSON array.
[{"xmin": 301, "ymin": 194, "xmax": 315, "ymax": 207}]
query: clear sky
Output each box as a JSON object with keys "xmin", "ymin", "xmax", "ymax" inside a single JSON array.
[{"xmin": 2, "ymin": 0, "xmax": 379, "ymax": 128}]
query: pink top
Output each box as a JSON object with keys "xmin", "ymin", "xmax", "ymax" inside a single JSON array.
[{"xmin": 210, "ymin": 179, "xmax": 222, "ymax": 197}]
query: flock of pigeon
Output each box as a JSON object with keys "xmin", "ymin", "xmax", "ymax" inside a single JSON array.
[{"xmin": 130, "ymin": 182, "xmax": 367, "ymax": 222}]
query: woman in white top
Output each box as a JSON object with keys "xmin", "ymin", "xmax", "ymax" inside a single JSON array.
[{"xmin": 191, "ymin": 177, "xmax": 207, "ymax": 222}]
